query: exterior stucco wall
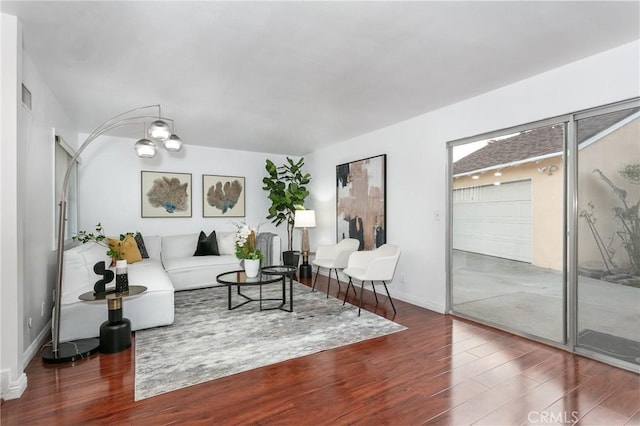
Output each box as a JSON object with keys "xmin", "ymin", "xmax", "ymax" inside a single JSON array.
[
  {"xmin": 577, "ymin": 117, "xmax": 639, "ymax": 271},
  {"xmin": 454, "ymin": 158, "xmax": 564, "ymax": 270}
]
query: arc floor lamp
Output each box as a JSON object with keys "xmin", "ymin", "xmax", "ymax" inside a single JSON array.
[{"xmin": 43, "ymin": 104, "xmax": 183, "ymax": 363}]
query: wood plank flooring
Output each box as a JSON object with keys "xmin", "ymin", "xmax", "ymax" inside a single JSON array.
[{"xmin": 2, "ymin": 276, "xmax": 639, "ymax": 425}]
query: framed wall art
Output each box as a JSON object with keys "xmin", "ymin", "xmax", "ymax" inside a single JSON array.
[
  {"xmin": 336, "ymin": 154, "xmax": 386, "ymax": 251},
  {"xmin": 202, "ymin": 175, "xmax": 245, "ymax": 217},
  {"xmin": 141, "ymin": 171, "xmax": 192, "ymax": 218}
]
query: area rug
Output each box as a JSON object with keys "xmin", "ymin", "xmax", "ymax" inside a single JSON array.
[{"xmin": 134, "ymin": 281, "xmax": 406, "ymax": 400}]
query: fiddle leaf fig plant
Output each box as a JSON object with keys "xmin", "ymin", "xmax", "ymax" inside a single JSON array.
[{"xmin": 262, "ymin": 157, "xmax": 311, "ymax": 250}]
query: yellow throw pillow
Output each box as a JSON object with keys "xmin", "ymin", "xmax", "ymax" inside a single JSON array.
[{"xmin": 107, "ymin": 235, "xmax": 142, "ymax": 265}]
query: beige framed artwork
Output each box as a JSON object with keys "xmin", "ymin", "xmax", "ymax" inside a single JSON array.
[
  {"xmin": 336, "ymin": 154, "xmax": 386, "ymax": 251},
  {"xmin": 141, "ymin": 171, "xmax": 192, "ymax": 218},
  {"xmin": 202, "ymin": 175, "xmax": 246, "ymax": 217}
]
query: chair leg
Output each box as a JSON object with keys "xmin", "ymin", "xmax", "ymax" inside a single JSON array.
[
  {"xmin": 371, "ymin": 281, "xmax": 379, "ymax": 305},
  {"xmin": 326, "ymin": 268, "xmax": 333, "ymax": 298},
  {"xmin": 311, "ymin": 266, "xmax": 320, "ymax": 292},
  {"xmin": 343, "ymin": 278, "xmax": 353, "ymax": 305},
  {"xmin": 382, "ymin": 281, "xmax": 397, "ymax": 315},
  {"xmin": 358, "ymin": 280, "xmax": 365, "ymax": 317}
]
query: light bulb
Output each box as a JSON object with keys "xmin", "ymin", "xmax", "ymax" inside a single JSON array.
[{"xmin": 135, "ymin": 138, "xmax": 157, "ymax": 158}]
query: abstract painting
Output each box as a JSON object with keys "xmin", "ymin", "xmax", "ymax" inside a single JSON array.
[
  {"xmin": 336, "ymin": 154, "xmax": 386, "ymax": 251},
  {"xmin": 203, "ymin": 175, "xmax": 245, "ymax": 217},
  {"xmin": 141, "ymin": 171, "xmax": 192, "ymax": 218}
]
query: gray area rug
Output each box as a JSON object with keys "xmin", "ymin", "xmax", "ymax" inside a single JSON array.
[{"xmin": 135, "ymin": 281, "xmax": 406, "ymax": 400}]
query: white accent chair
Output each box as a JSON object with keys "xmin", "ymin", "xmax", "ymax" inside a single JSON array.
[
  {"xmin": 311, "ymin": 238, "xmax": 360, "ymax": 298},
  {"xmin": 343, "ymin": 244, "xmax": 401, "ymax": 316}
]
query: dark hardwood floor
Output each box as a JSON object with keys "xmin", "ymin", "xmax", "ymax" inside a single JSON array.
[{"xmin": 2, "ymin": 275, "xmax": 639, "ymax": 425}]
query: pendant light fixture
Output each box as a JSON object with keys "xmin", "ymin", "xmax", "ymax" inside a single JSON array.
[
  {"xmin": 135, "ymin": 123, "xmax": 158, "ymax": 158},
  {"xmin": 163, "ymin": 122, "xmax": 183, "ymax": 152}
]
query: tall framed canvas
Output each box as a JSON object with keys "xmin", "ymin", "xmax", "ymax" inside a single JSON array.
[
  {"xmin": 202, "ymin": 175, "xmax": 246, "ymax": 217},
  {"xmin": 141, "ymin": 171, "xmax": 192, "ymax": 218},
  {"xmin": 336, "ymin": 154, "xmax": 386, "ymax": 251}
]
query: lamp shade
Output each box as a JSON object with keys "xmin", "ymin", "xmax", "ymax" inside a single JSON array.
[
  {"xmin": 163, "ymin": 134, "xmax": 183, "ymax": 152},
  {"xmin": 134, "ymin": 138, "xmax": 157, "ymax": 158},
  {"xmin": 148, "ymin": 119, "xmax": 171, "ymax": 141},
  {"xmin": 294, "ymin": 210, "xmax": 316, "ymax": 228}
]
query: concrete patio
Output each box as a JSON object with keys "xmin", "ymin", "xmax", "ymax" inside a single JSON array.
[{"xmin": 451, "ymin": 251, "xmax": 640, "ymax": 355}]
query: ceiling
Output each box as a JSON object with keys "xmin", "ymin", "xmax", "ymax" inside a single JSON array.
[{"xmin": 2, "ymin": 1, "xmax": 639, "ymax": 155}]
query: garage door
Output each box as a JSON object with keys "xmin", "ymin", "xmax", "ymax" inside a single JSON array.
[{"xmin": 453, "ymin": 180, "xmax": 532, "ymax": 263}]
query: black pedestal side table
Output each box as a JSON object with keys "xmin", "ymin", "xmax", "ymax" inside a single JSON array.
[{"xmin": 79, "ymin": 285, "xmax": 146, "ymax": 354}]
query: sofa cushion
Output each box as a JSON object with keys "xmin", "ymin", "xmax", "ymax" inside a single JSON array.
[
  {"xmin": 135, "ymin": 233, "xmax": 149, "ymax": 258},
  {"xmin": 217, "ymin": 231, "xmax": 236, "ymax": 255},
  {"xmin": 194, "ymin": 230, "xmax": 219, "ymax": 256},
  {"xmin": 161, "ymin": 233, "xmax": 199, "ymax": 261},
  {"xmin": 107, "ymin": 235, "xmax": 142, "ymax": 264},
  {"xmin": 61, "ymin": 241, "xmax": 111, "ymax": 303},
  {"xmin": 142, "ymin": 235, "xmax": 161, "ymax": 261}
]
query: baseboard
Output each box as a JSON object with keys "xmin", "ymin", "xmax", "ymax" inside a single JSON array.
[
  {"xmin": 0, "ymin": 370, "xmax": 27, "ymax": 401},
  {"xmin": 23, "ymin": 320, "xmax": 52, "ymax": 370}
]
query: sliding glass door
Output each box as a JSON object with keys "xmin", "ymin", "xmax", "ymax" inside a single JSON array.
[
  {"xmin": 448, "ymin": 98, "xmax": 640, "ymax": 371},
  {"xmin": 575, "ymin": 106, "xmax": 640, "ymax": 368},
  {"xmin": 450, "ymin": 121, "xmax": 566, "ymax": 344}
]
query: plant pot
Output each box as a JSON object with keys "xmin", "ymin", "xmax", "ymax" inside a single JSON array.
[
  {"xmin": 282, "ymin": 250, "xmax": 300, "ymax": 268},
  {"xmin": 244, "ymin": 259, "xmax": 260, "ymax": 278}
]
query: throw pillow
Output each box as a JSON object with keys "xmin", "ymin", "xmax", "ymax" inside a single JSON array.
[
  {"xmin": 194, "ymin": 230, "xmax": 219, "ymax": 256},
  {"xmin": 107, "ymin": 235, "xmax": 143, "ymax": 265},
  {"xmin": 134, "ymin": 233, "xmax": 149, "ymax": 258}
]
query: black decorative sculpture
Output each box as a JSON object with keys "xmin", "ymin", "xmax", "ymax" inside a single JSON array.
[{"xmin": 93, "ymin": 261, "xmax": 115, "ymax": 296}]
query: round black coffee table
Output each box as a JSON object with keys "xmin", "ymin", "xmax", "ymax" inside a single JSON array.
[{"xmin": 216, "ymin": 265, "xmax": 296, "ymax": 312}]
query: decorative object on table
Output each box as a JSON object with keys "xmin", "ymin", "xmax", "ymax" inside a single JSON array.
[
  {"xmin": 336, "ymin": 154, "xmax": 386, "ymax": 251},
  {"xmin": 294, "ymin": 209, "xmax": 316, "ymax": 279},
  {"xmin": 141, "ymin": 171, "xmax": 192, "ymax": 217},
  {"xmin": 48, "ymin": 104, "xmax": 184, "ymax": 364},
  {"xmin": 115, "ymin": 259, "xmax": 129, "ymax": 293},
  {"xmin": 234, "ymin": 222, "xmax": 264, "ymax": 278},
  {"xmin": 92, "ymin": 261, "xmax": 115, "ymax": 296},
  {"xmin": 262, "ymin": 157, "xmax": 311, "ymax": 268},
  {"xmin": 203, "ymin": 175, "xmax": 245, "ymax": 217}
]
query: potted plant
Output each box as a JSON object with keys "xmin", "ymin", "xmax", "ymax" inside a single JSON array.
[
  {"xmin": 262, "ymin": 157, "xmax": 311, "ymax": 267},
  {"xmin": 73, "ymin": 223, "xmax": 134, "ymax": 261},
  {"xmin": 234, "ymin": 222, "xmax": 264, "ymax": 278}
]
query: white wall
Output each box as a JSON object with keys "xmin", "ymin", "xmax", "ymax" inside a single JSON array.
[
  {"xmin": 1, "ymin": 12, "xmax": 26, "ymax": 401},
  {"xmin": 305, "ymin": 39, "xmax": 640, "ymax": 314},
  {"xmin": 20, "ymin": 52, "xmax": 77, "ymax": 353},
  {"xmin": 77, "ymin": 138, "xmax": 292, "ymax": 245},
  {"xmin": 1, "ymin": 13, "xmax": 78, "ymax": 400}
]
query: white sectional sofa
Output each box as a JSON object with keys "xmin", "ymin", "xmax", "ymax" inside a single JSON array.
[{"xmin": 57, "ymin": 231, "xmax": 281, "ymax": 342}]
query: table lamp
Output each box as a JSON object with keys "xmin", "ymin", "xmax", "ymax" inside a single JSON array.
[{"xmin": 294, "ymin": 209, "xmax": 316, "ymax": 278}]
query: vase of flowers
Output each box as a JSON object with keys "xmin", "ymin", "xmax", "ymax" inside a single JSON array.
[{"xmin": 235, "ymin": 222, "xmax": 263, "ymax": 278}]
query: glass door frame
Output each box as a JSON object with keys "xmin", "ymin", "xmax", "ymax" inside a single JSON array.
[{"xmin": 446, "ymin": 97, "xmax": 640, "ymax": 371}]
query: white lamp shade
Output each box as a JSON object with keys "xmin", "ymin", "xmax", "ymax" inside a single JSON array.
[
  {"xmin": 148, "ymin": 119, "xmax": 171, "ymax": 141},
  {"xmin": 294, "ymin": 210, "xmax": 316, "ymax": 228},
  {"xmin": 163, "ymin": 134, "xmax": 183, "ymax": 152},
  {"xmin": 134, "ymin": 138, "xmax": 157, "ymax": 158}
]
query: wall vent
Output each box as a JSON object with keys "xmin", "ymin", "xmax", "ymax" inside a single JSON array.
[{"xmin": 21, "ymin": 83, "xmax": 32, "ymax": 110}]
